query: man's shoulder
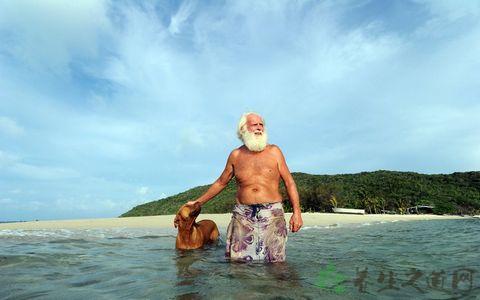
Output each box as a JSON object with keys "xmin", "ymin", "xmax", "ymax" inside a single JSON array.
[
  {"xmin": 267, "ymin": 144, "xmax": 282, "ymax": 153},
  {"xmin": 268, "ymin": 144, "xmax": 280, "ymax": 150},
  {"xmin": 266, "ymin": 145, "xmax": 286, "ymax": 160},
  {"xmin": 229, "ymin": 147, "xmax": 243, "ymax": 159}
]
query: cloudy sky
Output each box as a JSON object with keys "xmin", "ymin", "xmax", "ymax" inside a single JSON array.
[{"xmin": 0, "ymin": 0, "xmax": 479, "ymax": 221}]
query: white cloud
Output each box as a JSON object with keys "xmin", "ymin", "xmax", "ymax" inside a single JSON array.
[
  {"xmin": 306, "ymin": 23, "xmax": 403, "ymax": 83},
  {"xmin": 0, "ymin": 149, "xmax": 80, "ymax": 180},
  {"xmin": 0, "ymin": 150, "xmax": 19, "ymax": 167},
  {"xmin": 0, "ymin": 116, "xmax": 25, "ymax": 136},
  {"xmin": 416, "ymin": 0, "xmax": 480, "ymax": 21},
  {"xmin": 100, "ymin": 4, "xmax": 174, "ymax": 90},
  {"xmin": 53, "ymin": 197, "xmax": 123, "ymax": 213},
  {"xmin": 0, "ymin": 0, "xmax": 111, "ymax": 74},
  {"xmin": 168, "ymin": 0, "xmax": 196, "ymax": 35},
  {"xmin": 0, "ymin": 198, "xmax": 12, "ymax": 205},
  {"xmin": 137, "ymin": 186, "xmax": 149, "ymax": 195},
  {"xmin": 414, "ymin": 0, "xmax": 480, "ymax": 38},
  {"xmin": 175, "ymin": 126, "xmax": 207, "ymax": 154},
  {"xmin": 12, "ymin": 163, "xmax": 80, "ymax": 180}
]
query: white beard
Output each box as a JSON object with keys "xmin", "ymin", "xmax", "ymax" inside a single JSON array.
[{"xmin": 241, "ymin": 130, "xmax": 268, "ymax": 152}]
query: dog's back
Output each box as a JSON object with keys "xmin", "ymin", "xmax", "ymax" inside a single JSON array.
[{"xmin": 197, "ymin": 220, "xmax": 219, "ymax": 244}]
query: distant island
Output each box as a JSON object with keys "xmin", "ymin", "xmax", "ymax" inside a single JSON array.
[{"xmin": 121, "ymin": 170, "xmax": 480, "ymax": 217}]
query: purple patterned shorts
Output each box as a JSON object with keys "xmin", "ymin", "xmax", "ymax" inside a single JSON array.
[{"xmin": 225, "ymin": 202, "xmax": 288, "ymax": 263}]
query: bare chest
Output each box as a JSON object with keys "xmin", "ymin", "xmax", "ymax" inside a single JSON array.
[{"xmin": 234, "ymin": 152, "xmax": 279, "ymax": 181}]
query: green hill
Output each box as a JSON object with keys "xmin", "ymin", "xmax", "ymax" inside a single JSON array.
[{"xmin": 120, "ymin": 170, "xmax": 480, "ymax": 217}]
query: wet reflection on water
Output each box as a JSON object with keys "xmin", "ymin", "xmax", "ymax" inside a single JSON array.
[
  {"xmin": 175, "ymin": 249, "xmax": 205, "ymax": 287},
  {"xmin": 172, "ymin": 243, "xmax": 322, "ymax": 299}
]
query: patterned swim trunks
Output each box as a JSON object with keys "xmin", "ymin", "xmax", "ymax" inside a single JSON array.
[{"xmin": 225, "ymin": 202, "xmax": 288, "ymax": 263}]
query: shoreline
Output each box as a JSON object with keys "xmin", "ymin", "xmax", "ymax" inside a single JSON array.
[{"xmin": 0, "ymin": 213, "xmax": 470, "ymax": 230}]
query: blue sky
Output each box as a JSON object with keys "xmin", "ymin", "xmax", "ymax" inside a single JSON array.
[{"xmin": 0, "ymin": 0, "xmax": 479, "ymax": 221}]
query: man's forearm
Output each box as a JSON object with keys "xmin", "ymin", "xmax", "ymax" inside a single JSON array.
[
  {"xmin": 286, "ymin": 182, "xmax": 301, "ymax": 214},
  {"xmin": 195, "ymin": 181, "xmax": 227, "ymax": 205}
]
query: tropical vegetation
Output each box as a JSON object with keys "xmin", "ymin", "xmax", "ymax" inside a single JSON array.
[{"xmin": 121, "ymin": 170, "xmax": 480, "ymax": 217}]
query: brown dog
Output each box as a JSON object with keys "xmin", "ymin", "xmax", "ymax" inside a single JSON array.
[{"xmin": 174, "ymin": 202, "xmax": 219, "ymax": 249}]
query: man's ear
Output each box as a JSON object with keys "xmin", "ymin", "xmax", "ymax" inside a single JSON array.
[{"xmin": 174, "ymin": 215, "xmax": 179, "ymax": 228}]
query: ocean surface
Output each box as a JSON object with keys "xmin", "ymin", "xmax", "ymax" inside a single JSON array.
[{"xmin": 1, "ymin": 218, "xmax": 479, "ymax": 299}]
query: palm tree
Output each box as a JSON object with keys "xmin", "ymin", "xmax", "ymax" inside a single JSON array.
[{"xmin": 330, "ymin": 195, "xmax": 338, "ymax": 208}]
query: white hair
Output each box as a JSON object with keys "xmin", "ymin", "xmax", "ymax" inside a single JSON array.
[{"xmin": 236, "ymin": 112, "xmax": 265, "ymax": 140}]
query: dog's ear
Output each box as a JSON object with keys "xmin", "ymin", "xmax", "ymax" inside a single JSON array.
[
  {"xmin": 180, "ymin": 207, "xmax": 190, "ymax": 219},
  {"xmin": 174, "ymin": 215, "xmax": 179, "ymax": 228}
]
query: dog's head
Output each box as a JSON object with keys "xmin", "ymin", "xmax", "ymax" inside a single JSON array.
[{"xmin": 174, "ymin": 202, "xmax": 201, "ymax": 229}]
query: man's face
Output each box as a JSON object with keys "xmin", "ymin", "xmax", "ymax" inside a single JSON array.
[{"xmin": 246, "ymin": 114, "xmax": 264, "ymax": 135}]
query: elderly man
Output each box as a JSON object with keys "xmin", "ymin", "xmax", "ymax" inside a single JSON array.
[{"xmin": 187, "ymin": 112, "xmax": 303, "ymax": 262}]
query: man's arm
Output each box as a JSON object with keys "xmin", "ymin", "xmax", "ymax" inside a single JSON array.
[
  {"xmin": 272, "ymin": 145, "xmax": 303, "ymax": 232},
  {"xmin": 189, "ymin": 150, "xmax": 236, "ymax": 206}
]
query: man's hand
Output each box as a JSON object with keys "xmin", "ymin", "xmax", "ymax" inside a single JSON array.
[{"xmin": 289, "ymin": 212, "xmax": 303, "ymax": 232}]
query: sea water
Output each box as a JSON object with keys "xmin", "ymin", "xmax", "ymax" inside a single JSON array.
[{"xmin": 0, "ymin": 219, "xmax": 479, "ymax": 299}]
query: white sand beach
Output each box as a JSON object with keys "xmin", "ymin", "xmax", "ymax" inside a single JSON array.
[{"xmin": 0, "ymin": 213, "xmax": 468, "ymax": 230}]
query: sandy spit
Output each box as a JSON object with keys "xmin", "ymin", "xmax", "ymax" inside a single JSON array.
[{"xmin": 0, "ymin": 213, "xmax": 469, "ymax": 230}]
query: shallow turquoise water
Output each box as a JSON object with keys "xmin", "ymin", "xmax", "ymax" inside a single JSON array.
[{"xmin": 1, "ymin": 219, "xmax": 479, "ymax": 299}]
